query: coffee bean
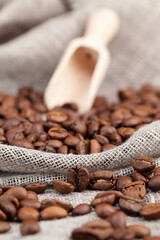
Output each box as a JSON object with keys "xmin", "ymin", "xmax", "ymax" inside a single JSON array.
[
  {"xmin": 57, "ymin": 145, "xmax": 68, "ymax": 154},
  {"xmin": 41, "ymin": 199, "xmax": 73, "ymax": 212},
  {"xmin": 117, "ymin": 127, "xmax": 135, "ymax": 139},
  {"xmin": 0, "ymin": 209, "xmax": 7, "ymax": 221},
  {"xmin": 100, "ymin": 126, "xmax": 117, "ymax": 138},
  {"xmin": 107, "ymin": 211, "xmax": 126, "ymax": 228},
  {"xmin": 41, "ymin": 206, "xmax": 68, "ymax": 220},
  {"xmin": 18, "ymin": 207, "xmax": 40, "ymax": 221},
  {"xmin": 140, "ymin": 202, "xmax": 160, "ymax": 219},
  {"xmin": 111, "ymin": 227, "xmax": 135, "ymax": 240},
  {"xmin": 82, "ymin": 219, "xmax": 111, "ymax": 229},
  {"xmin": 11, "ymin": 139, "xmax": 34, "ymax": 149},
  {"xmin": 20, "ymin": 199, "xmax": 41, "ymax": 210},
  {"xmin": 76, "ymin": 141, "xmax": 87, "ymax": 154},
  {"xmin": 46, "ymin": 140, "xmax": 63, "ymax": 148},
  {"xmin": 123, "ymin": 116, "xmax": 142, "ymax": 127},
  {"xmin": 91, "ymin": 194, "xmax": 116, "ymax": 208},
  {"xmin": 93, "ymin": 134, "xmax": 109, "ymax": 145},
  {"xmin": 3, "ymin": 186, "xmax": 27, "ymax": 201},
  {"xmin": 102, "ymin": 143, "xmax": 116, "ymax": 151},
  {"xmin": 0, "ymin": 198, "xmax": 17, "ymax": 220},
  {"xmin": 128, "ymin": 224, "xmax": 151, "ymax": 238},
  {"xmin": 95, "ymin": 190, "xmax": 123, "ymax": 200},
  {"xmin": 132, "ymin": 156, "xmax": 156, "ymax": 173},
  {"xmin": 72, "ymin": 204, "xmax": 91, "ymax": 216},
  {"xmin": 132, "ymin": 172, "xmax": 149, "ymax": 183},
  {"xmin": 46, "ymin": 111, "xmax": 68, "ymax": 123},
  {"xmin": 148, "ymin": 175, "xmax": 160, "ymax": 191},
  {"xmin": 109, "ymin": 132, "xmax": 122, "ymax": 145},
  {"xmin": 20, "ymin": 220, "xmax": 40, "ymax": 236},
  {"xmin": 0, "ymin": 185, "xmax": 14, "ymax": 192},
  {"xmin": 48, "ymin": 127, "xmax": 68, "ymax": 140},
  {"xmin": 0, "ymin": 195, "xmax": 20, "ymax": 209},
  {"xmin": 95, "ymin": 203, "xmax": 116, "ymax": 218},
  {"xmin": 26, "ymin": 191, "xmax": 38, "ymax": 200},
  {"xmin": 154, "ymin": 167, "xmax": 160, "ymax": 176},
  {"xmin": 90, "ymin": 139, "xmax": 101, "ymax": 153},
  {"xmin": 118, "ymin": 197, "xmax": 142, "ymax": 214},
  {"xmin": 122, "ymin": 180, "xmax": 146, "ymax": 199},
  {"xmin": 89, "ymin": 170, "xmax": 116, "ymax": 190},
  {"xmin": 52, "ymin": 180, "xmax": 75, "ymax": 194},
  {"xmin": 64, "ymin": 136, "xmax": 80, "ymax": 147},
  {"xmin": 25, "ymin": 182, "xmax": 47, "ymax": 194},
  {"xmin": 116, "ymin": 176, "xmax": 132, "ymax": 191},
  {"xmin": 0, "ymin": 221, "xmax": 10, "ymax": 233},
  {"xmin": 64, "ymin": 120, "xmax": 87, "ymax": 136},
  {"xmin": 67, "ymin": 165, "xmax": 90, "ymax": 191}
]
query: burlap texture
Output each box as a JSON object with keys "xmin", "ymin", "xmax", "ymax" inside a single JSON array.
[{"xmin": 0, "ymin": 0, "xmax": 160, "ymax": 239}]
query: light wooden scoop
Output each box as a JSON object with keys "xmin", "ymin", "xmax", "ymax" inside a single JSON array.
[{"xmin": 44, "ymin": 8, "xmax": 120, "ymax": 113}]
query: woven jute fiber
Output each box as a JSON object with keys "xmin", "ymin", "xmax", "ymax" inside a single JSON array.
[{"xmin": 0, "ymin": 0, "xmax": 160, "ymax": 239}]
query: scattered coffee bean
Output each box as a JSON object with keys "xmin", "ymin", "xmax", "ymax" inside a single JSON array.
[
  {"xmin": 91, "ymin": 193, "xmax": 116, "ymax": 208},
  {"xmin": 140, "ymin": 202, "xmax": 160, "ymax": 219},
  {"xmin": 148, "ymin": 175, "xmax": 160, "ymax": 191},
  {"xmin": 132, "ymin": 156, "xmax": 156, "ymax": 173},
  {"xmin": 0, "ymin": 221, "xmax": 11, "ymax": 233},
  {"xmin": 132, "ymin": 172, "xmax": 149, "ymax": 183},
  {"xmin": 72, "ymin": 204, "xmax": 91, "ymax": 216},
  {"xmin": 107, "ymin": 211, "xmax": 126, "ymax": 228},
  {"xmin": 122, "ymin": 181, "xmax": 146, "ymax": 199},
  {"xmin": 18, "ymin": 207, "xmax": 40, "ymax": 221},
  {"xmin": 20, "ymin": 220, "xmax": 40, "ymax": 236},
  {"xmin": 52, "ymin": 180, "xmax": 75, "ymax": 194},
  {"xmin": 0, "ymin": 209, "xmax": 7, "ymax": 221},
  {"xmin": 111, "ymin": 227, "xmax": 135, "ymax": 240},
  {"xmin": 41, "ymin": 206, "xmax": 68, "ymax": 220},
  {"xmin": 82, "ymin": 219, "xmax": 111, "ymax": 229},
  {"xmin": 26, "ymin": 191, "xmax": 38, "ymax": 200},
  {"xmin": 3, "ymin": 186, "xmax": 27, "ymax": 201},
  {"xmin": 128, "ymin": 224, "xmax": 151, "ymax": 238},
  {"xmin": 20, "ymin": 199, "xmax": 41, "ymax": 210},
  {"xmin": 116, "ymin": 176, "xmax": 132, "ymax": 191},
  {"xmin": 41, "ymin": 199, "xmax": 73, "ymax": 212},
  {"xmin": 119, "ymin": 197, "xmax": 143, "ymax": 214},
  {"xmin": 95, "ymin": 203, "xmax": 116, "ymax": 218},
  {"xmin": 0, "ymin": 198, "xmax": 17, "ymax": 220},
  {"xmin": 25, "ymin": 182, "xmax": 48, "ymax": 194}
]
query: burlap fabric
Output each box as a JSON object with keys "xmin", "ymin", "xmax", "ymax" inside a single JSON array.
[{"xmin": 0, "ymin": 0, "xmax": 160, "ymax": 239}]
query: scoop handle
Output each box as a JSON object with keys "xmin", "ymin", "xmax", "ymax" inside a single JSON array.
[{"xmin": 84, "ymin": 8, "xmax": 120, "ymax": 46}]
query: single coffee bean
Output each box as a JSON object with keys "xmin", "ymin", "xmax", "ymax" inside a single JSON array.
[
  {"xmin": 90, "ymin": 139, "xmax": 101, "ymax": 153},
  {"xmin": 132, "ymin": 172, "xmax": 149, "ymax": 183},
  {"xmin": 82, "ymin": 219, "xmax": 111, "ymax": 229},
  {"xmin": 46, "ymin": 140, "xmax": 63, "ymax": 149},
  {"xmin": 148, "ymin": 175, "xmax": 160, "ymax": 191},
  {"xmin": 107, "ymin": 211, "xmax": 126, "ymax": 228},
  {"xmin": 140, "ymin": 202, "xmax": 160, "ymax": 219},
  {"xmin": 30, "ymin": 123, "xmax": 44, "ymax": 135},
  {"xmin": 100, "ymin": 125, "xmax": 117, "ymax": 138},
  {"xmin": 46, "ymin": 111, "xmax": 68, "ymax": 123},
  {"xmin": 116, "ymin": 176, "xmax": 132, "ymax": 191},
  {"xmin": 117, "ymin": 127, "xmax": 135, "ymax": 139},
  {"xmin": 123, "ymin": 116, "xmax": 142, "ymax": 127},
  {"xmin": 109, "ymin": 132, "xmax": 122, "ymax": 145},
  {"xmin": 41, "ymin": 206, "xmax": 68, "ymax": 220},
  {"xmin": 26, "ymin": 191, "xmax": 38, "ymax": 200},
  {"xmin": 20, "ymin": 220, "xmax": 40, "ymax": 236},
  {"xmin": 27, "ymin": 133, "xmax": 38, "ymax": 143},
  {"xmin": 132, "ymin": 156, "xmax": 156, "ymax": 173},
  {"xmin": 48, "ymin": 127, "xmax": 68, "ymax": 140},
  {"xmin": 18, "ymin": 207, "xmax": 40, "ymax": 221},
  {"xmin": 0, "ymin": 198, "xmax": 17, "ymax": 220},
  {"xmin": 87, "ymin": 121, "xmax": 99, "ymax": 137},
  {"xmin": 52, "ymin": 180, "xmax": 75, "ymax": 194},
  {"xmin": 93, "ymin": 134, "xmax": 109, "ymax": 145},
  {"xmin": 102, "ymin": 143, "xmax": 116, "ymax": 151},
  {"xmin": 111, "ymin": 227, "xmax": 135, "ymax": 240},
  {"xmin": 20, "ymin": 199, "xmax": 41, "ymax": 210},
  {"xmin": 72, "ymin": 204, "xmax": 91, "ymax": 216},
  {"xmin": 95, "ymin": 190, "xmax": 123, "ymax": 200},
  {"xmin": 58, "ymin": 145, "xmax": 68, "ymax": 154},
  {"xmin": 11, "ymin": 139, "xmax": 34, "ymax": 149},
  {"xmin": 67, "ymin": 120, "xmax": 87, "ymax": 136},
  {"xmin": 122, "ymin": 181, "xmax": 146, "ymax": 199},
  {"xmin": 41, "ymin": 199, "xmax": 73, "ymax": 212},
  {"xmin": 0, "ymin": 209, "xmax": 7, "ymax": 221},
  {"xmin": 3, "ymin": 186, "xmax": 27, "ymax": 201},
  {"xmin": 95, "ymin": 203, "xmax": 116, "ymax": 218},
  {"xmin": 64, "ymin": 136, "xmax": 80, "ymax": 147},
  {"xmin": 91, "ymin": 194, "xmax": 116, "ymax": 208},
  {"xmin": 119, "ymin": 197, "xmax": 142, "ymax": 214},
  {"xmin": 76, "ymin": 141, "xmax": 88, "ymax": 154},
  {"xmin": 67, "ymin": 165, "xmax": 90, "ymax": 191},
  {"xmin": 0, "ymin": 185, "xmax": 14, "ymax": 192},
  {"xmin": 25, "ymin": 182, "xmax": 48, "ymax": 194},
  {"xmin": 89, "ymin": 170, "xmax": 116, "ymax": 190},
  {"xmin": 0, "ymin": 195, "xmax": 20, "ymax": 209},
  {"xmin": 154, "ymin": 167, "xmax": 160, "ymax": 176},
  {"xmin": 0, "ymin": 221, "xmax": 11, "ymax": 233},
  {"xmin": 128, "ymin": 224, "xmax": 151, "ymax": 238}
]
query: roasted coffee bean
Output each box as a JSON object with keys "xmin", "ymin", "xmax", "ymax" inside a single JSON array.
[
  {"xmin": 64, "ymin": 120, "xmax": 87, "ymax": 136},
  {"xmin": 128, "ymin": 224, "xmax": 151, "ymax": 238},
  {"xmin": 52, "ymin": 180, "xmax": 75, "ymax": 194},
  {"xmin": 0, "ymin": 188, "xmax": 2, "ymax": 195},
  {"xmin": 107, "ymin": 211, "xmax": 126, "ymax": 228},
  {"xmin": 123, "ymin": 116, "xmax": 142, "ymax": 127},
  {"xmin": 95, "ymin": 203, "xmax": 116, "ymax": 218},
  {"xmin": 25, "ymin": 182, "xmax": 47, "ymax": 194},
  {"xmin": 46, "ymin": 139, "xmax": 63, "ymax": 148},
  {"xmin": 0, "ymin": 221, "xmax": 11, "ymax": 233},
  {"xmin": 27, "ymin": 133, "xmax": 38, "ymax": 143},
  {"xmin": 18, "ymin": 207, "xmax": 40, "ymax": 221},
  {"xmin": 140, "ymin": 202, "xmax": 160, "ymax": 219},
  {"xmin": 109, "ymin": 132, "xmax": 122, "ymax": 145},
  {"xmin": 122, "ymin": 180, "xmax": 146, "ymax": 199},
  {"xmin": 48, "ymin": 127, "xmax": 68, "ymax": 140},
  {"xmin": 119, "ymin": 197, "xmax": 143, "ymax": 214},
  {"xmin": 64, "ymin": 136, "xmax": 80, "ymax": 147},
  {"xmin": 90, "ymin": 139, "xmax": 101, "ymax": 153},
  {"xmin": 76, "ymin": 141, "xmax": 87, "ymax": 154},
  {"xmin": 102, "ymin": 143, "xmax": 116, "ymax": 151},
  {"xmin": 3, "ymin": 186, "xmax": 27, "ymax": 201},
  {"xmin": 46, "ymin": 111, "xmax": 68, "ymax": 123},
  {"xmin": 148, "ymin": 175, "xmax": 160, "ymax": 191},
  {"xmin": 94, "ymin": 134, "xmax": 109, "ymax": 146},
  {"xmin": 111, "ymin": 227, "xmax": 135, "ymax": 240},
  {"xmin": 0, "ymin": 209, "xmax": 7, "ymax": 221},
  {"xmin": 20, "ymin": 220, "xmax": 40, "ymax": 236},
  {"xmin": 91, "ymin": 194, "xmax": 116, "ymax": 208},
  {"xmin": 72, "ymin": 204, "xmax": 91, "ymax": 216},
  {"xmin": 57, "ymin": 145, "xmax": 68, "ymax": 154},
  {"xmin": 95, "ymin": 190, "xmax": 123, "ymax": 200},
  {"xmin": 117, "ymin": 127, "xmax": 135, "ymax": 139},
  {"xmin": 132, "ymin": 156, "xmax": 156, "ymax": 173},
  {"xmin": 41, "ymin": 206, "xmax": 68, "ymax": 220},
  {"xmin": 89, "ymin": 170, "xmax": 116, "ymax": 190},
  {"xmin": 26, "ymin": 191, "xmax": 38, "ymax": 200},
  {"xmin": 11, "ymin": 139, "xmax": 34, "ymax": 149},
  {"xmin": 67, "ymin": 165, "xmax": 90, "ymax": 191},
  {"xmin": 116, "ymin": 176, "xmax": 132, "ymax": 191},
  {"xmin": 154, "ymin": 167, "xmax": 160, "ymax": 176},
  {"xmin": 100, "ymin": 126, "xmax": 117, "ymax": 137},
  {"xmin": 82, "ymin": 219, "xmax": 111, "ymax": 229},
  {"xmin": 132, "ymin": 172, "xmax": 149, "ymax": 183},
  {"xmin": 41, "ymin": 199, "xmax": 73, "ymax": 212},
  {"xmin": 87, "ymin": 121, "xmax": 99, "ymax": 137},
  {"xmin": 0, "ymin": 198, "xmax": 17, "ymax": 220},
  {"xmin": 0, "ymin": 195, "xmax": 20, "ymax": 209},
  {"xmin": 20, "ymin": 199, "xmax": 41, "ymax": 210},
  {"xmin": 0, "ymin": 135, "xmax": 7, "ymax": 143}
]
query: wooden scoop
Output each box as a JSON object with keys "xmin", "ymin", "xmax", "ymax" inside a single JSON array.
[{"xmin": 44, "ymin": 8, "xmax": 120, "ymax": 113}]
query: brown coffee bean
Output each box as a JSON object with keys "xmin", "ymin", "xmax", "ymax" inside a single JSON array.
[
  {"xmin": 140, "ymin": 202, "xmax": 160, "ymax": 219},
  {"xmin": 48, "ymin": 127, "xmax": 68, "ymax": 140},
  {"xmin": 0, "ymin": 185, "xmax": 14, "ymax": 192},
  {"xmin": 154, "ymin": 167, "xmax": 160, "ymax": 176},
  {"xmin": 3, "ymin": 186, "xmax": 27, "ymax": 201},
  {"xmin": 109, "ymin": 132, "xmax": 122, "ymax": 145},
  {"xmin": 67, "ymin": 165, "xmax": 90, "ymax": 191},
  {"xmin": 95, "ymin": 203, "xmax": 116, "ymax": 218},
  {"xmin": 148, "ymin": 175, "xmax": 160, "ymax": 191},
  {"xmin": 46, "ymin": 111, "xmax": 68, "ymax": 123},
  {"xmin": 0, "ymin": 221, "xmax": 11, "ymax": 233},
  {"xmin": 57, "ymin": 145, "xmax": 68, "ymax": 154},
  {"xmin": 25, "ymin": 182, "xmax": 48, "ymax": 194},
  {"xmin": 41, "ymin": 199, "xmax": 73, "ymax": 212},
  {"xmin": 116, "ymin": 176, "xmax": 132, "ymax": 191},
  {"xmin": 111, "ymin": 227, "xmax": 135, "ymax": 240},
  {"xmin": 95, "ymin": 190, "xmax": 123, "ymax": 200},
  {"xmin": 18, "ymin": 207, "xmax": 40, "ymax": 221},
  {"xmin": 46, "ymin": 140, "xmax": 63, "ymax": 148},
  {"xmin": 132, "ymin": 156, "xmax": 156, "ymax": 173},
  {"xmin": 93, "ymin": 134, "xmax": 109, "ymax": 146},
  {"xmin": 87, "ymin": 121, "xmax": 99, "ymax": 137},
  {"xmin": 119, "ymin": 197, "xmax": 142, "ymax": 214},
  {"xmin": 76, "ymin": 141, "xmax": 87, "ymax": 154},
  {"xmin": 107, "ymin": 211, "xmax": 126, "ymax": 228},
  {"xmin": 64, "ymin": 136, "xmax": 80, "ymax": 147},
  {"xmin": 128, "ymin": 224, "xmax": 151, "ymax": 238},
  {"xmin": 91, "ymin": 194, "xmax": 116, "ymax": 208},
  {"xmin": 132, "ymin": 172, "xmax": 149, "ymax": 183},
  {"xmin": 117, "ymin": 127, "xmax": 135, "ymax": 139},
  {"xmin": 72, "ymin": 204, "xmax": 91, "ymax": 216},
  {"xmin": 20, "ymin": 199, "xmax": 41, "ymax": 210},
  {"xmin": 64, "ymin": 120, "xmax": 87, "ymax": 136},
  {"xmin": 0, "ymin": 209, "xmax": 7, "ymax": 221},
  {"xmin": 0, "ymin": 188, "xmax": 2, "ymax": 196},
  {"xmin": 89, "ymin": 170, "xmax": 116, "ymax": 190},
  {"xmin": 52, "ymin": 180, "xmax": 75, "ymax": 194},
  {"xmin": 82, "ymin": 219, "xmax": 111, "ymax": 229},
  {"xmin": 0, "ymin": 135, "xmax": 7, "ymax": 143},
  {"xmin": 20, "ymin": 220, "xmax": 40, "ymax": 236},
  {"xmin": 122, "ymin": 181, "xmax": 146, "ymax": 199},
  {"xmin": 0, "ymin": 198, "xmax": 17, "ymax": 220},
  {"xmin": 100, "ymin": 125, "xmax": 117, "ymax": 137},
  {"xmin": 0, "ymin": 195, "xmax": 20, "ymax": 209},
  {"xmin": 90, "ymin": 139, "xmax": 101, "ymax": 153},
  {"xmin": 123, "ymin": 116, "xmax": 142, "ymax": 127},
  {"xmin": 27, "ymin": 133, "xmax": 38, "ymax": 143},
  {"xmin": 102, "ymin": 144, "xmax": 116, "ymax": 151},
  {"xmin": 41, "ymin": 206, "xmax": 68, "ymax": 220},
  {"xmin": 26, "ymin": 191, "xmax": 38, "ymax": 200},
  {"xmin": 11, "ymin": 139, "xmax": 34, "ymax": 149}
]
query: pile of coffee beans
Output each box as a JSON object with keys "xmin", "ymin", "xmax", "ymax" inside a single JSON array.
[
  {"xmin": 0, "ymin": 156, "xmax": 159, "ymax": 238},
  {"xmin": 0, "ymin": 84, "xmax": 160, "ymax": 154}
]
